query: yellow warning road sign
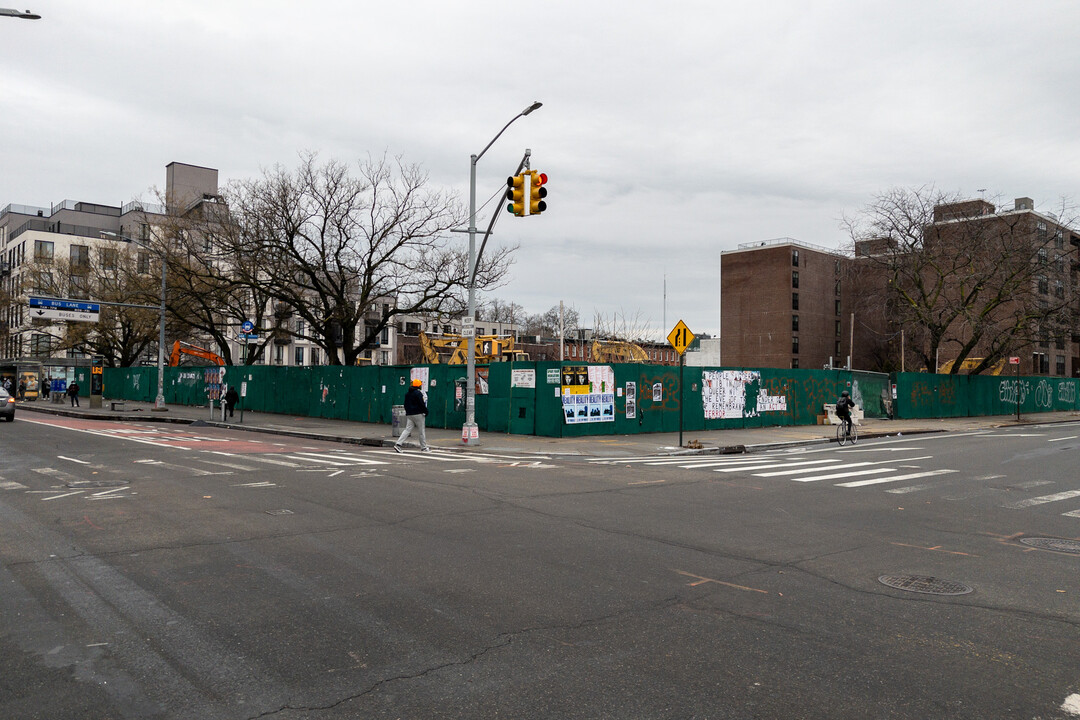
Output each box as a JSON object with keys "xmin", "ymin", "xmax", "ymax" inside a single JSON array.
[{"xmin": 667, "ymin": 320, "xmax": 695, "ymax": 355}]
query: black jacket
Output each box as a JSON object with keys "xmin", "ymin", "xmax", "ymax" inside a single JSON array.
[
  {"xmin": 836, "ymin": 396, "xmax": 855, "ymax": 415},
  {"xmin": 403, "ymin": 386, "xmax": 428, "ymax": 416}
]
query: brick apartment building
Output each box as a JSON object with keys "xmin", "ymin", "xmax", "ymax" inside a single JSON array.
[{"xmin": 720, "ymin": 239, "xmax": 849, "ymax": 370}]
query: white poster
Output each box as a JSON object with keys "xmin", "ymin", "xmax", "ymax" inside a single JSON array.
[
  {"xmin": 702, "ymin": 370, "xmax": 787, "ymax": 419},
  {"xmin": 625, "ymin": 382, "xmax": 637, "ymax": 419},
  {"xmin": 511, "ymin": 369, "xmax": 536, "ymax": 388}
]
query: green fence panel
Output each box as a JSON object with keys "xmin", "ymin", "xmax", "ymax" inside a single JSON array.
[{"xmin": 851, "ymin": 371, "xmax": 891, "ymax": 419}]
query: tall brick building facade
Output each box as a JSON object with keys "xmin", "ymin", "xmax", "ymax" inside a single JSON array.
[{"xmin": 720, "ymin": 239, "xmax": 848, "ymax": 370}]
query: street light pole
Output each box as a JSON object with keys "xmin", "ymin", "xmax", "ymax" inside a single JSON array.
[{"xmin": 462, "ymin": 101, "xmax": 541, "ymax": 445}]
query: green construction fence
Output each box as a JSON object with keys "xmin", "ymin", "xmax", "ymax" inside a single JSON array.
[
  {"xmin": 103, "ymin": 363, "xmax": 895, "ymax": 438},
  {"xmin": 892, "ymin": 372, "xmax": 1080, "ymax": 418}
]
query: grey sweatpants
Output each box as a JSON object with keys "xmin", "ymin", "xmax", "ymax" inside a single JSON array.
[{"xmin": 397, "ymin": 413, "xmax": 429, "ymax": 450}]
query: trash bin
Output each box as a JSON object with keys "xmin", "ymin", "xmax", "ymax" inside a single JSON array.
[{"xmin": 392, "ymin": 405, "xmax": 406, "ymax": 436}]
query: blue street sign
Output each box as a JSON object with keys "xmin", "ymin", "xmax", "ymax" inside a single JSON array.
[
  {"xmin": 241, "ymin": 320, "xmax": 255, "ymax": 333},
  {"xmin": 29, "ymin": 296, "xmax": 101, "ymax": 313},
  {"xmin": 239, "ymin": 333, "xmax": 259, "ymax": 341}
]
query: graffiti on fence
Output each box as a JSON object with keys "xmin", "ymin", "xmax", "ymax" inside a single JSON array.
[
  {"xmin": 999, "ymin": 379, "xmax": 1031, "ymax": 406},
  {"xmin": 909, "ymin": 380, "xmax": 933, "ymax": 409},
  {"xmin": 1057, "ymin": 381, "xmax": 1077, "ymax": 405}
]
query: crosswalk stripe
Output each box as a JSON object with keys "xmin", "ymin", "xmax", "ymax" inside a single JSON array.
[
  {"xmin": 282, "ymin": 455, "xmax": 354, "ymax": 466},
  {"xmin": 1006, "ymin": 490, "xmax": 1080, "ymax": 509},
  {"xmin": 835, "ymin": 469, "xmax": 958, "ymax": 488},
  {"xmin": 715, "ymin": 458, "xmax": 836, "ymax": 474},
  {"xmin": 789, "ymin": 467, "xmax": 897, "ymax": 483},
  {"xmin": 235, "ymin": 454, "xmax": 302, "ymax": 468},
  {"xmin": 1061, "ymin": 509, "xmax": 1080, "ymax": 517},
  {"xmin": 751, "ymin": 461, "xmax": 878, "ymax": 477},
  {"xmin": 288, "ymin": 451, "xmax": 387, "ymax": 466},
  {"xmin": 885, "ymin": 484, "xmax": 934, "ymax": 494}
]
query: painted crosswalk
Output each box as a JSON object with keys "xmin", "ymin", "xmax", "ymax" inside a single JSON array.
[{"xmin": 590, "ymin": 446, "xmax": 1080, "ymax": 519}]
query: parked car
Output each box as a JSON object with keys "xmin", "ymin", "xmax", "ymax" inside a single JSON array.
[{"xmin": 0, "ymin": 387, "xmax": 14, "ymax": 421}]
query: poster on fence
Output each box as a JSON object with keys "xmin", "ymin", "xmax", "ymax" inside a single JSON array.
[
  {"xmin": 561, "ymin": 364, "xmax": 615, "ymax": 424},
  {"xmin": 702, "ymin": 370, "xmax": 787, "ymax": 419},
  {"xmin": 625, "ymin": 382, "xmax": 637, "ymax": 419}
]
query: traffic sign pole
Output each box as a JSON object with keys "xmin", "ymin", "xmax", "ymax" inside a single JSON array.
[{"xmin": 667, "ymin": 319, "xmax": 696, "ymax": 448}]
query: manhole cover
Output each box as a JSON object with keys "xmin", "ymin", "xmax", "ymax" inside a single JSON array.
[
  {"xmin": 1019, "ymin": 537, "xmax": 1080, "ymax": 555},
  {"xmin": 878, "ymin": 575, "xmax": 973, "ymax": 595}
]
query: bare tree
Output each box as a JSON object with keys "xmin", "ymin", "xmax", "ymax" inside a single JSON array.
[
  {"xmin": 592, "ymin": 308, "xmax": 657, "ymax": 343},
  {"xmin": 187, "ymin": 153, "xmax": 514, "ymax": 365},
  {"xmin": 477, "ymin": 298, "xmax": 526, "ymax": 325},
  {"xmin": 524, "ymin": 304, "xmax": 579, "ymax": 338},
  {"xmin": 844, "ymin": 186, "xmax": 1076, "ymax": 374}
]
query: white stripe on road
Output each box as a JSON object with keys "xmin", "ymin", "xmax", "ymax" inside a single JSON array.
[
  {"xmin": 885, "ymin": 484, "xmax": 934, "ymax": 494},
  {"xmin": 1048, "ymin": 436, "xmax": 1077, "ymax": 442},
  {"xmin": 57, "ymin": 455, "xmax": 90, "ymax": 464},
  {"xmin": 1006, "ymin": 490, "xmax": 1080, "ymax": 509},
  {"xmin": 228, "ymin": 454, "xmax": 302, "ymax": 468},
  {"xmin": 835, "ymin": 469, "xmax": 958, "ymax": 488},
  {"xmin": 714, "ymin": 459, "xmax": 838, "ymax": 474},
  {"xmin": 750, "ymin": 461, "xmax": 879, "ymax": 477},
  {"xmin": 790, "ymin": 467, "xmax": 898, "ymax": 483},
  {"xmin": 1061, "ymin": 509, "xmax": 1080, "ymax": 518},
  {"xmin": 281, "ymin": 455, "xmax": 354, "ymax": 466}
]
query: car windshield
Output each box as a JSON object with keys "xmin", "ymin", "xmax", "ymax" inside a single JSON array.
[{"xmin": 0, "ymin": 388, "xmax": 9, "ymax": 399}]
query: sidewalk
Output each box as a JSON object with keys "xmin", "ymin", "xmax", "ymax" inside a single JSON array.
[{"xmin": 16, "ymin": 398, "xmax": 1080, "ymax": 458}]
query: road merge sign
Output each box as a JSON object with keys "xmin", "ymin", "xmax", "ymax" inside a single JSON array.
[{"xmin": 667, "ymin": 320, "xmax": 695, "ymax": 356}]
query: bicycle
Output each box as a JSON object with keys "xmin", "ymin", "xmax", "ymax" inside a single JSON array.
[{"xmin": 836, "ymin": 417, "xmax": 858, "ymax": 446}]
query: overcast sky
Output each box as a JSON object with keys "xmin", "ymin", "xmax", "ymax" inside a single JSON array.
[{"xmin": 4, "ymin": 1, "xmax": 1080, "ymax": 339}]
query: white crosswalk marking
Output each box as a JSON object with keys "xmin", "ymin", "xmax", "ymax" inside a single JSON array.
[
  {"xmin": 1061, "ymin": 509, "xmax": 1080, "ymax": 517},
  {"xmin": 286, "ymin": 451, "xmax": 387, "ymax": 466},
  {"xmin": 714, "ymin": 459, "xmax": 836, "ymax": 473},
  {"xmin": 750, "ymin": 461, "xmax": 881, "ymax": 478},
  {"xmin": 835, "ymin": 469, "xmax": 957, "ymax": 488},
  {"xmin": 1006, "ymin": 490, "xmax": 1080, "ymax": 509},
  {"xmin": 790, "ymin": 467, "xmax": 898, "ymax": 483}
]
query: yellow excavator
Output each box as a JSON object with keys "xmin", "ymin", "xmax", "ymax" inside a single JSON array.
[
  {"xmin": 419, "ymin": 332, "xmax": 529, "ymax": 364},
  {"xmin": 938, "ymin": 357, "xmax": 1007, "ymax": 375},
  {"xmin": 590, "ymin": 339, "xmax": 650, "ymax": 363}
]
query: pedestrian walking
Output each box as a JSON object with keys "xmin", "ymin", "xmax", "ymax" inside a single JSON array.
[
  {"xmin": 67, "ymin": 380, "xmax": 80, "ymax": 408},
  {"xmin": 394, "ymin": 378, "xmax": 430, "ymax": 453},
  {"xmin": 224, "ymin": 385, "xmax": 239, "ymax": 419},
  {"xmin": 41, "ymin": 377, "xmax": 50, "ymax": 400},
  {"xmin": 17, "ymin": 379, "xmax": 25, "ymax": 400}
]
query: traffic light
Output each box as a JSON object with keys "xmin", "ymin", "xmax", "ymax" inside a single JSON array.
[
  {"xmin": 505, "ymin": 174, "xmax": 525, "ymax": 216},
  {"xmin": 528, "ymin": 171, "xmax": 547, "ymax": 215}
]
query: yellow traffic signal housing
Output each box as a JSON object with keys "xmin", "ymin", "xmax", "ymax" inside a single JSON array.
[
  {"xmin": 505, "ymin": 174, "xmax": 526, "ymax": 216},
  {"xmin": 528, "ymin": 171, "xmax": 548, "ymax": 215}
]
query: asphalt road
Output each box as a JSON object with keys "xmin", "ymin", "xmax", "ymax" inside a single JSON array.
[{"xmin": 2, "ymin": 415, "xmax": 1079, "ymax": 719}]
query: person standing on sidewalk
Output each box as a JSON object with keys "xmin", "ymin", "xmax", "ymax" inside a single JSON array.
[
  {"xmin": 67, "ymin": 380, "xmax": 80, "ymax": 408},
  {"xmin": 224, "ymin": 385, "xmax": 239, "ymax": 419},
  {"xmin": 394, "ymin": 379, "xmax": 430, "ymax": 453}
]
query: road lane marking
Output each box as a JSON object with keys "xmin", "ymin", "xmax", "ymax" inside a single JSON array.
[
  {"xmin": 43, "ymin": 491, "xmax": 84, "ymax": 501},
  {"xmin": 885, "ymin": 484, "xmax": 933, "ymax": 494},
  {"xmin": 1006, "ymin": 490, "xmax": 1080, "ymax": 509},
  {"xmin": 0, "ymin": 481, "xmax": 27, "ymax": 490},
  {"xmin": 713, "ymin": 459, "xmax": 836, "ymax": 473},
  {"xmin": 674, "ymin": 570, "xmax": 768, "ymax": 594},
  {"xmin": 835, "ymin": 469, "xmax": 958, "ymax": 488},
  {"xmin": 57, "ymin": 456, "xmax": 90, "ymax": 464},
  {"xmin": 790, "ymin": 467, "xmax": 898, "ymax": 483},
  {"xmin": 1048, "ymin": 436, "xmax": 1077, "ymax": 442},
  {"xmin": 1061, "ymin": 509, "xmax": 1080, "ymax": 517}
]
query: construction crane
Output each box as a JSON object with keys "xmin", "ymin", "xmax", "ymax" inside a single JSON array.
[
  {"xmin": 418, "ymin": 332, "xmax": 529, "ymax": 364},
  {"xmin": 590, "ymin": 339, "xmax": 650, "ymax": 363},
  {"xmin": 169, "ymin": 340, "xmax": 226, "ymax": 366}
]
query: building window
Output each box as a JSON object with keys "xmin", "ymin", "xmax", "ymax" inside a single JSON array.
[
  {"xmin": 835, "ymin": 300, "xmax": 841, "ymax": 315},
  {"xmin": 835, "ymin": 280, "xmax": 841, "ymax": 296},
  {"xmin": 1037, "ymin": 221, "xmax": 1048, "ymax": 242},
  {"xmin": 792, "ymin": 271, "xmax": 799, "ymax": 288},
  {"xmin": 100, "ymin": 248, "xmax": 119, "ymax": 271},
  {"xmin": 791, "ymin": 358, "xmax": 799, "ymax": 369},
  {"xmin": 835, "ymin": 260, "xmax": 841, "ymax": 275},
  {"xmin": 30, "ymin": 333, "xmax": 51, "ymax": 356},
  {"xmin": 1057, "ymin": 356, "xmax": 1066, "ymax": 376},
  {"xmin": 137, "ymin": 251, "xmax": 150, "ymax": 274},
  {"xmin": 836, "ymin": 341, "xmax": 841, "ymax": 356},
  {"xmin": 1055, "ymin": 229, "xmax": 1065, "ymax": 249},
  {"xmin": 792, "ymin": 336, "xmax": 799, "ymax": 354},
  {"xmin": 70, "ymin": 244, "xmax": 89, "ymax": 269},
  {"xmin": 835, "ymin": 320, "xmax": 841, "ymax": 336},
  {"xmin": 792, "ymin": 249, "xmax": 799, "ymax": 267},
  {"xmin": 1055, "ymin": 280, "xmax": 1065, "ymax": 299},
  {"xmin": 311, "ymin": 348, "xmax": 321, "ymax": 366},
  {"xmin": 792, "ymin": 293, "xmax": 799, "ymax": 310},
  {"xmin": 1038, "ymin": 248, "xmax": 1049, "ymax": 265},
  {"xmin": 294, "ymin": 346, "xmax": 304, "ymax": 366},
  {"xmin": 1038, "ymin": 275, "xmax": 1049, "ymax": 295},
  {"xmin": 34, "ymin": 240, "xmax": 54, "ymax": 263},
  {"xmin": 792, "ymin": 315, "xmax": 799, "ymax": 332}
]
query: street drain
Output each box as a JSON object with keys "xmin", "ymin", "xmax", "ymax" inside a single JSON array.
[
  {"xmin": 1019, "ymin": 537, "xmax": 1080, "ymax": 555},
  {"xmin": 878, "ymin": 575, "xmax": 973, "ymax": 596}
]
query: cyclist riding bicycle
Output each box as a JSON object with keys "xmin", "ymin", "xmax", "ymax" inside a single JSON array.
[{"xmin": 835, "ymin": 390, "xmax": 855, "ymax": 436}]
